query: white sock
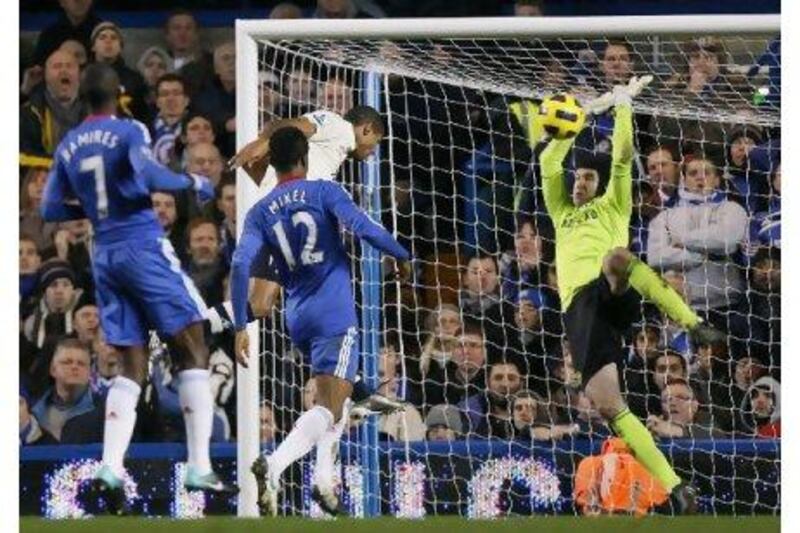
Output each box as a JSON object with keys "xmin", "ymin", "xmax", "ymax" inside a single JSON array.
[
  {"xmin": 102, "ymin": 376, "xmax": 142, "ymax": 478},
  {"xmin": 178, "ymin": 368, "xmax": 214, "ymax": 475},
  {"xmin": 314, "ymin": 399, "xmax": 351, "ymax": 489},
  {"xmin": 268, "ymin": 406, "xmax": 334, "ymax": 487}
]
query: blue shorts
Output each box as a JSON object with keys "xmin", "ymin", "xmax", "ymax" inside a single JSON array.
[
  {"xmin": 297, "ymin": 327, "xmax": 360, "ymax": 382},
  {"xmin": 92, "ymin": 238, "xmax": 208, "ymax": 346}
]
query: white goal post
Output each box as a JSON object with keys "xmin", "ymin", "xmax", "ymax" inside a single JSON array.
[{"xmin": 235, "ymin": 14, "xmax": 780, "ymax": 517}]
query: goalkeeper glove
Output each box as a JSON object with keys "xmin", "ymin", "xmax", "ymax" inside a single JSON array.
[
  {"xmin": 585, "ymin": 75, "xmax": 653, "ymax": 115},
  {"xmin": 188, "ymin": 173, "xmax": 214, "ymax": 203}
]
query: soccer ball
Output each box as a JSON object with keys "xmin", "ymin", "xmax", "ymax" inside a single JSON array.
[{"xmin": 538, "ymin": 93, "xmax": 586, "ymax": 139}]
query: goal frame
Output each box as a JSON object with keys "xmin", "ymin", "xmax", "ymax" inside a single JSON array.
[{"xmin": 234, "ymin": 14, "xmax": 780, "ymax": 517}]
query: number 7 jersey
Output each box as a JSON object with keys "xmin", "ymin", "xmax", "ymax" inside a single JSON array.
[{"xmin": 232, "ymin": 178, "xmax": 410, "ymax": 343}]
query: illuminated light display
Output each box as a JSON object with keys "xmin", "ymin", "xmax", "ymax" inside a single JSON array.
[
  {"xmin": 467, "ymin": 458, "xmax": 562, "ymax": 518},
  {"xmin": 43, "ymin": 459, "xmax": 139, "ymax": 519}
]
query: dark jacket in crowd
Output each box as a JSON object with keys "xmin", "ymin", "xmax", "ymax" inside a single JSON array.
[{"xmin": 34, "ymin": 10, "xmax": 101, "ymax": 65}]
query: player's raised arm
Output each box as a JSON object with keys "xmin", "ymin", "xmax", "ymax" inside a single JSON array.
[
  {"xmin": 538, "ymin": 136, "xmax": 576, "ymax": 221},
  {"xmin": 231, "ymin": 209, "xmax": 267, "ymax": 332},
  {"xmin": 227, "ymin": 116, "xmax": 318, "ymax": 185},
  {"xmin": 40, "ymin": 154, "xmax": 87, "ymax": 222},
  {"xmin": 323, "ymin": 182, "xmax": 411, "ymax": 261},
  {"xmin": 602, "ymin": 76, "xmax": 652, "ymax": 211}
]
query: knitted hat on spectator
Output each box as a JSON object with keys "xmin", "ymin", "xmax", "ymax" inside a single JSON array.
[
  {"xmin": 72, "ymin": 291, "xmax": 96, "ymax": 317},
  {"xmin": 728, "ymin": 124, "xmax": 764, "ymax": 146},
  {"xmin": 38, "ymin": 260, "xmax": 76, "ymax": 291},
  {"xmin": 518, "ymin": 288, "xmax": 546, "ymax": 310},
  {"xmin": 91, "ymin": 21, "xmax": 124, "ymax": 47},
  {"xmin": 425, "ymin": 404, "xmax": 464, "ymax": 434}
]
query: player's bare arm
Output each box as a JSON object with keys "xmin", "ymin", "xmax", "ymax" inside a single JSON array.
[{"xmin": 227, "ymin": 116, "xmax": 318, "ymax": 185}]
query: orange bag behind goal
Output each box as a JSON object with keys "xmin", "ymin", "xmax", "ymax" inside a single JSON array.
[{"xmin": 574, "ymin": 437, "xmax": 669, "ymax": 516}]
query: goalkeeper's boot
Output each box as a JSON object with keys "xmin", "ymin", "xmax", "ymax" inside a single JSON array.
[
  {"xmin": 311, "ymin": 485, "xmax": 347, "ymax": 516},
  {"xmin": 669, "ymin": 482, "xmax": 698, "ymax": 515},
  {"xmin": 351, "ymin": 393, "xmax": 407, "ymax": 420},
  {"xmin": 184, "ymin": 466, "xmax": 239, "ymax": 494},
  {"xmin": 91, "ymin": 465, "xmax": 128, "ymax": 516},
  {"xmin": 251, "ymin": 455, "xmax": 279, "ymax": 517}
]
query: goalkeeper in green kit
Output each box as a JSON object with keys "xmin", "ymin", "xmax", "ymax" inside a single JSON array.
[{"xmin": 540, "ymin": 76, "xmax": 700, "ymax": 513}]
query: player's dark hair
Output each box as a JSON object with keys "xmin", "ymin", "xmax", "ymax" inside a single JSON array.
[
  {"xmin": 270, "ymin": 126, "xmax": 309, "ymax": 174},
  {"xmin": 81, "ymin": 63, "xmax": 120, "ymax": 111},
  {"xmin": 344, "ymin": 105, "xmax": 385, "ymax": 136}
]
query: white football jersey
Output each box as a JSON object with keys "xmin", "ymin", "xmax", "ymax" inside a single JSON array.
[{"xmin": 257, "ymin": 110, "xmax": 356, "ymax": 197}]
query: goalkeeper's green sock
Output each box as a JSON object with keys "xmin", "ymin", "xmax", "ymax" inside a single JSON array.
[
  {"xmin": 628, "ymin": 258, "xmax": 701, "ymax": 329},
  {"xmin": 610, "ymin": 408, "xmax": 682, "ymax": 492}
]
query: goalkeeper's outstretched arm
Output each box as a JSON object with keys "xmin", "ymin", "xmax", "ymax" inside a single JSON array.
[{"xmin": 539, "ymin": 136, "xmax": 576, "ymax": 222}]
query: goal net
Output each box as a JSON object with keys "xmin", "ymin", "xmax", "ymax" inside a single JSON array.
[{"xmin": 235, "ymin": 15, "xmax": 781, "ymax": 518}]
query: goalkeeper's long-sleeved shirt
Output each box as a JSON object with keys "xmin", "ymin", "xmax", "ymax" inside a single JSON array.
[{"xmin": 539, "ymin": 104, "xmax": 634, "ymax": 311}]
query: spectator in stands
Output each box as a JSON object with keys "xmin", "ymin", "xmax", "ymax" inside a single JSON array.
[
  {"xmin": 20, "ymin": 235, "xmax": 42, "ymax": 307},
  {"xmin": 513, "ymin": 0, "xmax": 545, "ymax": 16},
  {"xmin": 368, "ymin": 341, "xmax": 425, "ymax": 441},
  {"xmin": 314, "ymin": 0, "xmax": 380, "ymax": 18},
  {"xmin": 184, "ymin": 217, "xmax": 228, "ymax": 307},
  {"xmin": 152, "ymin": 73, "xmax": 190, "ymax": 168},
  {"xmin": 623, "ymin": 322, "xmax": 663, "ymax": 419},
  {"xmin": 20, "ymin": 161, "xmax": 57, "ymax": 252},
  {"xmin": 418, "ymin": 321, "xmax": 488, "ymax": 413},
  {"xmin": 24, "ymin": 260, "xmax": 83, "ymax": 350},
  {"xmin": 163, "ymin": 10, "xmax": 214, "ymax": 93},
  {"xmin": 417, "ymin": 304, "xmax": 461, "ymax": 377},
  {"xmin": 732, "ymin": 248, "xmax": 781, "ymax": 366},
  {"xmin": 90, "ymin": 21, "xmax": 149, "ymax": 122},
  {"xmin": 21, "ymin": 49, "xmax": 84, "ymax": 159},
  {"xmin": 646, "ymin": 378, "xmax": 726, "ymax": 439},
  {"xmin": 278, "ymin": 66, "xmax": 315, "ymax": 116},
  {"xmin": 181, "ymin": 112, "xmax": 216, "ymax": 149},
  {"xmin": 499, "ymin": 217, "xmax": 545, "ymax": 304},
  {"xmin": 688, "ymin": 330, "xmax": 739, "ymax": 432},
  {"xmin": 185, "ymin": 142, "xmax": 224, "ymax": 187},
  {"xmin": 59, "ymin": 39, "xmax": 88, "ymax": 69},
  {"xmin": 318, "ymin": 76, "xmax": 354, "ymax": 116},
  {"xmin": 215, "ymin": 175, "xmax": 237, "ymax": 265},
  {"xmin": 651, "ymin": 350, "xmax": 687, "ymax": 393},
  {"xmin": 53, "ymin": 218, "xmax": 93, "ymax": 290},
  {"xmin": 20, "ymin": 386, "xmax": 57, "ymax": 445},
  {"xmin": 668, "ymin": 37, "xmax": 727, "ymax": 97},
  {"xmin": 510, "ymin": 390, "xmax": 547, "ymax": 440},
  {"xmin": 72, "ymin": 296, "xmax": 100, "ymax": 348},
  {"xmin": 136, "ymin": 46, "xmax": 172, "ymax": 116},
  {"xmin": 459, "ymin": 254, "xmax": 513, "ymax": 349},
  {"xmin": 151, "ymin": 74, "xmax": 189, "ymax": 169},
  {"xmin": 467, "ymin": 360, "xmax": 523, "ymax": 438},
  {"xmin": 194, "ymin": 41, "xmax": 236, "ymax": 156},
  {"xmin": 425, "ymin": 404, "xmax": 464, "ymax": 441},
  {"xmin": 740, "ymin": 377, "xmax": 781, "ymax": 438},
  {"xmin": 89, "ymin": 337, "xmax": 119, "ymax": 399},
  {"xmin": 261, "ymin": 403, "xmax": 278, "ymax": 444},
  {"xmin": 30, "ymin": 338, "xmax": 96, "ymax": 442},
  {"xmin": 749, "ymin": 163, "xmax": 781, "ymax": 254},
  {"xmin": 726, "ymin": 355, "xmax": 770, "ymax": 433},
  {"xmin": 270, "ymin": 2, "xmax": 305, "ymax": 19},
  {"xmin": 599, "ymin": 38, "xmax": 634, "ymax": 89},
  {"xmin": 509, "ymin": 288, "xmax": 552, "ymax": 392},
  {"xmin": 629, "ymin": 180, "xmax": 662, "ymax": 261},
  {"xmin": 644, "ymin": 145, "xmax": 681, "ymax": 208},
  {"xmin": 151, "ymin": 191, "xmax": 185, "ymax": 253},
  {"xmin": 647, "ymin": 155, "xmax": 748, "ymax": 321},
  {"xmin": 33, "ymin": 0, "xmax": 100, "ymax": 66},
  {"xmin": 724, "ymin": 125, "xmax": 767, "ymax": 214}
]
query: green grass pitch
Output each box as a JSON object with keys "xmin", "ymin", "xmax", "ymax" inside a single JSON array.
[{"xmin": 19, "ymin": 516, "xmax": 780, "ymax": 533}]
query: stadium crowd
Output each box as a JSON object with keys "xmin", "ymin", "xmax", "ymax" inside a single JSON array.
[{"xmin": 20, "ymin": 0, "xmax": 780, "ymax": 449}]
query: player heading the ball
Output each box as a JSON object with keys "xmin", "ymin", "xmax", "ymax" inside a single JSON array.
[{"xmin": 230, "ymin": 127, "xmax": 411, "ymax": 516}]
